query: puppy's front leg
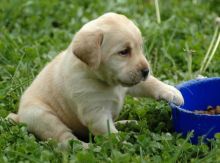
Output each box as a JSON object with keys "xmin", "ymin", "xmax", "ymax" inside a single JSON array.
[
  {"xmin": 127, "ymin": 75, "xmax": 184, "ymax": 105},
  {"xmin": 83, "ymin": 109, "xmax": 118, "ymax": 135}
]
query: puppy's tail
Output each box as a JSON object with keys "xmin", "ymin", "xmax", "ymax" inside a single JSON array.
[{"xmin": 6, "ymin": 113, "xmax": 19, "ymax": 123}]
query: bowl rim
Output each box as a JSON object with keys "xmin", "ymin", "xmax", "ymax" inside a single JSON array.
[{"xmin": 170, "ymin": 77, "xmax": 220, "ymax": 117}]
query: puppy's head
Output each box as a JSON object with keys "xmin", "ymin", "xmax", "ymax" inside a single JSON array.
[{"xmin": 72, "ymin": 13, "xmax": 149, "ymax": 87}]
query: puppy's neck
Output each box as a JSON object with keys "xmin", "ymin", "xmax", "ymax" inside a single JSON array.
[{"xmin": 64, "ymin": 50, "xmax": 120, "ymax": 88}]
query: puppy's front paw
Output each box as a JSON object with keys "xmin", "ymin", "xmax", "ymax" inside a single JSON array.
[
  {"xmin": 158, "ymin": 85, "xmax": 184, "ymax": 106},
  {"xmin": 82, "ymin": 142, "xmax": 89, "ymax": 149}
]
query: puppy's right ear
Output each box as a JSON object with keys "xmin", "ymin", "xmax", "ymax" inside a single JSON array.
[{"xmin": 72, "ymin": 28, "xmax": 103, "ymax": 69}]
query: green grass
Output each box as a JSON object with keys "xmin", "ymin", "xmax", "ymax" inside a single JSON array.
[{"xmin": 0, "ymin": 0, "xmax": 220, "ymax": 162}]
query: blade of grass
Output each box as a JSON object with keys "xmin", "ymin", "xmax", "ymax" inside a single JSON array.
[
  {"xmin": 199, "ymin": 26, "xmax": 219, "ymax": 74},
  {"xmin": 140, "ymin": 146, "xmax": 144, "ymax": 163},
  {"xmin": 162, "ymin": 39, "xmax": 177, "ymax": 69},
  {"xmin": 184, "ymin": 43, "xmax": 193, "ymax": 79},
  {"xmin": 154, "ymin": 0, "xmax": 161, "ymax": 24},
  {"xmin": 203, "ymin": 31, "xmax": 220, "ymax": 72}
]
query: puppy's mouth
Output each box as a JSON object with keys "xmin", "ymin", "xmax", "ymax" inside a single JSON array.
[
  {"xmin": 119, "ymin": 80, "xmax": 140, "ymax": 87},
  {"xmin": 119, "ymin": 75, "xmax": 149, "ymax": 87}
]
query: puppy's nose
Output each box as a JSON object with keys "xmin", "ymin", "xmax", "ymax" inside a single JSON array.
[{"xmin": 141, "ymin": 68, "xmax": 149, "ymax": 79}]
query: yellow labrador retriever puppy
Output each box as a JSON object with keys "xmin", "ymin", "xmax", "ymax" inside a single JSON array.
[{"xmin": 7, "ymin": 13, "xmax": 184, "ymax": 148}]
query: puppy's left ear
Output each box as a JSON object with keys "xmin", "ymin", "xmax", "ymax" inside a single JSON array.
[{"xmin": 72, "ymin": 28, "xmax": 103, "ymax": 69}]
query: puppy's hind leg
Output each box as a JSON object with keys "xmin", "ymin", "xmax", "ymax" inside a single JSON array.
[{"xmin": 18, "ymin": 105, "xmax": 87, "ymax": 149}]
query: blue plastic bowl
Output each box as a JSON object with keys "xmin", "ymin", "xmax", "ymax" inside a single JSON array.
[{"xmin": 170, "ymin": 77, "xmax": 220, "ymax": 144}]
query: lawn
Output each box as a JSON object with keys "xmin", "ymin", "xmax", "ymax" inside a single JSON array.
[{"xmin": 0, "ymin": 0, "xmax": 220, "ymax": 162}]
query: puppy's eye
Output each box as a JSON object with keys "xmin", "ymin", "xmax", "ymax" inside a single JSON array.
[{"xmin": 118, "ymin": 48, "xmax": 130, "ymax": 56}]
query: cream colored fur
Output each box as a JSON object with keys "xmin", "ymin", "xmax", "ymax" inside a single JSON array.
[{"xmin": 7, "ymin": 13, "xmax": 184, "ymax": 148}]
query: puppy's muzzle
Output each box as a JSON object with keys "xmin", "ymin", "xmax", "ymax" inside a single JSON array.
[{"xmin": 141, "ymin": 68, "xmax": 149, "ymax": 80}]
